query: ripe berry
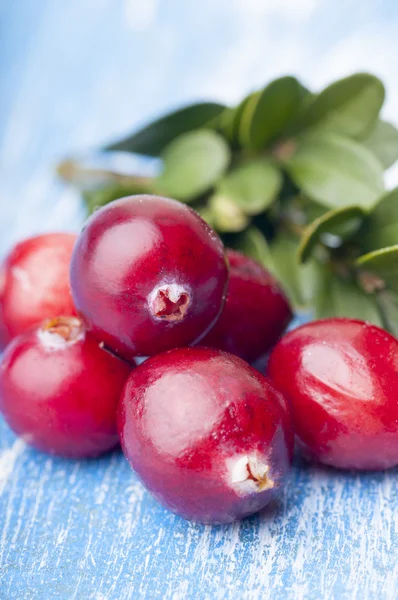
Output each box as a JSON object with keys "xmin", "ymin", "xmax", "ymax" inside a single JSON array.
[
  {"xmin": 200, "ymin": 249, "xmax": 292, "ymax": 362},
  {"xmin": 0, "ymin": 233, "xmax": 77, "ymax": 350},
  {"xmin": 70, "ymin": 195, "xmax": 229, "ymax": 359},
  {"xmin": 118, "ymin": 347, "xmax": 293, "ymax": 524},
  {"xmin": 267, "ymin": 318, "xmax": 398, "ymax": 470},
  {"xmin": 0, "ymin": 316, "xmax": 132, "ymax": 458}
]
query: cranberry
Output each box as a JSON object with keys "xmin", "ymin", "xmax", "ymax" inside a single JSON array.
[
  {"xmin": 70, "ymin": 195, "xmax": 229, "ymax": 359},
  {"xmin": 200, "ymin": 249, "xmax": 292, "ymax": 363},
  {"xmin": 118, "ymin": 347, "xmax": 293, "ymax": 524},
  {"xmin": 0, "ymin": 233, "xmax": 77, "ymax": 350},
  {"xmin": 267, "ymin": 318, "xmax": 398, "ymax": 470},
  {"xmin": 0, "ymin": 316, "xmax": 132, "ymax": 458}
]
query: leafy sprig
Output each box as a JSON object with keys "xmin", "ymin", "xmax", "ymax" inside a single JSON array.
[{"xmin": 58, "ymin": 72, "xmax": 398, "ymax": 335}]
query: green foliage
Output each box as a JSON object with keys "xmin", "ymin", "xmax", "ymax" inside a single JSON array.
[
  {"xmin": 83, "ymin": 181, "xmax": 152, "ymax": 213},
  {"xmin": 360, "ymin": 119, "xmax": 398, "ymax": 169},
  {"xmin": 60, "ymin": 71, "xmax": 398, "ymax": 337},
  {"xmin": 155, "ymin": 130, "xmax": 230, "ymax": 201},
  {"xmin": 315, "ymin": 271, "xmax": 383, "ymax": 327},
  {"xmin": 216, "ymin": 160, "xmax": 282, "ymax": 216},
  {"xmin": 238, "ymin": 76, "xmax": 308, "ymax": 149},
  {"xmin": 298, "ymin": 205, "xmax": 365, "ymax": 263},
  {"xmin": 284, "ymin": 133, "xmax": 384, "ymax": 210},
  {"xmin": 296, "ymin": 73, "xmax": 385, "ymax": 137},
  {"xmin": 105, "ymin": 102, "xmax": 226, "ymax": 156},
  {"xmin": 358, "ymin": 188, "xmax": 398, "ymax": 252},
  {"xmin": 356, "ymin": 246, "xmax": 398, "ymax": 293}
]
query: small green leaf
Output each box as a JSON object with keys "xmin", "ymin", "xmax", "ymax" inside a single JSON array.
[
  {"xmin": 359, "ymin": 188, "xmax": 398, "ymax": 252},
  {"xmin": 268, "ymin": 234, "xmax": 320, "ymax": 308},
  {"xmin": 208, "ymin": 193, "xmax": 249, "ymax": 232},
  {"xmin": 360, "ymin": 119, "xmax": 398, "ymax": 169},
  {"xmin": 239, "ymin": 77, "xmax": 307, "ymax": 150},
  {"xmin": 285, "ymin": 132, "xmax": 384, "ymax": 210},
  {"xmin": 298, "ymin": 73, "xmax": 385, "ymax": 138},
  {"xmin": 315, "ymin": 271, "xmax": 383, "ymax": 326},
  {"xmin": 156, "ymin": 130, "xmax": 230, "ymax": 201},
  {"xmin": 376, "ymin": 290, "xmax": 398, "ymax": 337},
  {"xmin": 298, "ymin": 205, "xmax": 365, "ymax": 263},
  {"xmin": 83, "ymin": 182, "xmax": 151, "ymax": 214},
  {"xmin": 230, "ymin": 92, "xmax": 259, "ymax": 145},
  {"xmin": 195, "ymin": 205, "xmax": 217, "ymax": 228},
  {"xmin": 233, "ymin": 226, "xmax": 274, "ymax": 269},
  {"xmin": 216, "ymin": 160, "xmax": 282, "ymax": 216},
  {"xmin": 105, "ymin": 103, "xmax": 226, "ymax": 156},
  {"xmin": 356, "ymin": 245, "xmax": 398, "ymax": 292},
  {"xmin": 216, "ymin": 107, "xmax": 237, "ymax": 142},
  {"xmin": 216, "ymin": 93, "xmax": 257, "ymax": 145}
]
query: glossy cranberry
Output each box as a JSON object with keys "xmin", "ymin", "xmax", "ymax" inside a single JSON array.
[
  {"xmin": 200, "ymin": 249, "xmax": 292, "ymax": 362},
  {"xmin": 118, "ymin": 347, "xmax": 293, "ymax": 524},
  {"xmin": 0, "ymin": 316, "xmax": 132, "ymax": 458},
  {"xmin": 70, "ymin": 195, "xmax": 229, "ymax": 359},
  {"xmin": 267, "ymin": 318, "xmax": 398, "ymax": 470},
  {"xmin": 0, "ymin": 233, "xmax": 77, "ymax": 350}
]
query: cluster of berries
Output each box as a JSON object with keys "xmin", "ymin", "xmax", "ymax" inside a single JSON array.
[{"xmin": 1, "ymin": 195, "xmax": 397, "ymax": 524}]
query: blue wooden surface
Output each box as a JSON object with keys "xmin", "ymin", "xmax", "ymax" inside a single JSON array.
[{"xmin": 1, "ymin": 2, "xmax": 398, "ymax": 599}]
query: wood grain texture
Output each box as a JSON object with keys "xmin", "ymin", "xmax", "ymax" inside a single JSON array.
[
  {"xmin": 1, "ymin": 422, "xmax": 398, "ymax": 599},
  {"xmin": 1, "ymin": 2, "xmax": 398, "ymax": 598}
]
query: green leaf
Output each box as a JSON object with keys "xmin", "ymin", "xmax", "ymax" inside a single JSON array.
[
  {"xmin": 298, "ymin": 73, "xmax": 385, "ymax": 138},
  {"xmin": 268, "ymin": 233, "xmax": 320, "ymax": 308},
  {"xmin": 195, "ymin": 205, "xmax": 217, "ymax": 228},
  {"xmin": 217, "ymin": 93, "xmax": 257, "ymax": 145},
  {"xmin": 376, "ymin": 290, "xmax": 398, "ymax": 337},
  {"xmin": 360, "ymin": 119, "xmax": 398, "ymax": 169},
  {"xmin": 233, "ymin": 226, "xmax": 274, "ymax": 269},
  {"xmin": 156, "ymin": 130, "xmax": 230, "ymax": 201},
  {"xmin": 359, "ymin": 188, "xmax": 398, "ymax": 252},
  {"xmin": 216, "ymin": 160, "xmax": 282, "ymax": 216},
  {"xmin": 239, "ymin": 77, "xmax": 307, "ymax": 150},
  {"xmin": 315, "ymin": 271, "xmax": 383, "ymax": 326},
  {"xmin": 285, "ymin": 132, "xmax": 384, "ymax": 210},
  {"xmin": 105, "ymin": 102, "xmax": 226, "ymax": 156},
  {"xmin": 234, "ymin": 229, "xmax": 318, "ymax": 307},
  {"xmin": 356, "ymin": 245, "xmax": 398, "ymax": 292},
  {"xmin": 216, "ymin": 107, "xmax": 237, "ymax": 142},
  {"xmin": 298, "ymin": 205, "xmax": 365, "ymax": 263},
  {"xmin": 208, "ymin": 193, "xmax": 249, "ymax": 232},
  {"xmin": 83, "ymin": 182, "xmax": 151, "ymax": 214}
]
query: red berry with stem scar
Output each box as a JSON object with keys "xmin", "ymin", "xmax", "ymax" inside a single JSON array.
[
  {"xmin": 0, "ymin": 233, "xmax": 77, "ymax": 350},
  {"xmin": 267, "ymin": 318, "xmax": 398, "ymax": 470},
  {"xmin": 70, "ymin": 195, "xmax": 229, "ymax": 359},
  {"xmin": 118, "ymin": 347, "xmax": 293, "ymax": 524},
  {"xmin": 200, "ymin": 249, "xmax": 292, "ymax": 363},
  {"xmin": 0, "ymin": 316, "xmax": 132, "ymax": 458}
]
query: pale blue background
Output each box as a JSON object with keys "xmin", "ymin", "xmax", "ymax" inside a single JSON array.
[{"xmin": 1, "ymin": 2, "xmax": 398, "ymax": 599}]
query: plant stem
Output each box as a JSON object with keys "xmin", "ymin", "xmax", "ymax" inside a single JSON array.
[{"xmin": 57, "ymin": 159, "xmax": 154, "ymax": 189}]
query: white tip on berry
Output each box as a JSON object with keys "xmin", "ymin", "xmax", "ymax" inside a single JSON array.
[
  {"xmin": 228, "ymin": 454, "xmax": 274, "ymax": 495},
  {"xmin": 148, "ymin": 282, "xmax": 191, "ymax": 322}
]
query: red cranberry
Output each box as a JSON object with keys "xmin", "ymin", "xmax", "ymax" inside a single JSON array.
[
  {"xmin": 0, "ymin": 316, "xmax": 132, "ymax": 458},
  {"xmin": 118, "ymin": 347, "xmax": 293, "ymax": 524},
  {"xmin": 70, "ymin": 195, "xmax": 229, "ymax": 359},
  {"xmin": 0, "ymin": 233, "xmax": 77, "ymax": 350},
  {"xmin": 267, "ymin": 318, "xmax": 398, "ymax": 470},
  {"xmin": 200, "ymin": 249, "xmax": 292, "ymax": 362}
]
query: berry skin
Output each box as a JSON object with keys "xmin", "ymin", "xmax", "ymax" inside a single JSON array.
[
  {"xmin": 200, "ymin": 249, "xmax": 292, "ymax": 362},
  {"xmin": 70, "ymin": 195, "xmax": 229, "ymax": 359},
  {"xmin": 267, "ymin": 318, "xmax": 398, "ymax": 470},
  {"xmin": 118, "ymin": 347, "xmax": 293, "ymax": 524},
  {"xmin": 0, "ymin": 316, "xmax": 132, "ymax": 458},
  {"xmin": 0, "ymin": 233, "xmax": 77, "ymax": 350}
]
